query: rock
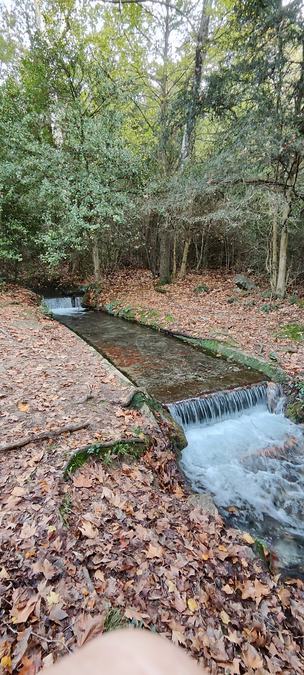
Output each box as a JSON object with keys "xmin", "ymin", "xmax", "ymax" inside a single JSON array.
[
  {"xmin": 234, "ymin": 274, "xmax": 256, "ymax": 291},
  {"xmin": 187, "ymin": 492, "xmax": 219, "ymax": 516}
]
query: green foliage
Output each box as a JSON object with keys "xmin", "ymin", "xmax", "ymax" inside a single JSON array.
[
  {"xmin": 59, "ymin": 493, "xmax": 73, "ymax": 526},
  {"xmin": 104, "ymin": 608, "xmax": 127, "ymax": 633},
  {"xmin": 279, "ymin": 323, "xmax": 304, "ymax": 342},
  {"xmin": 260, "ymin": 303, "xmax": 276, "ymax": 314},
  {"xmin": 194, "ymin": 283, "xmax": 209, "ymax": 294}
]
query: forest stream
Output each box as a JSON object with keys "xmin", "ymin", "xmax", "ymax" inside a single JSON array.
[{"xmin": 45, "ymin": 295, "xmax": 304, "ymax": 575}]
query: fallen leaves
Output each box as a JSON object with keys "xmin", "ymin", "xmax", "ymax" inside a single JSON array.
[
  {"xmin": 73, "ymin": 614, "xmax": 105, "ymax": 647},
  {"xmin": 242, "ymin": 643, "xmax": 264, "ymax": 669},
  {"xmin": 79, "ymin": 520, "xmax": 98, "ymax": 539},
  {"xmin": 146, "ymin": 542, "xmax": 163, "ymax": 559},
  {"xmin": 1, "ymin": 285, "xmax": 304, "ymax": 674},
  {"xmin": 241, "ymin": 579, "xmax": 271, "ymax": 606},
  {"xmin": 11, "ymin": 592, "xmax": 38, "ymax": 625}
]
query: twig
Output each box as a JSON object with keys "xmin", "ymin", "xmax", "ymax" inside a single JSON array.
[
  {"xmin": 0, "ymin": 422, "xmax": 90, "ymax": 453},
  {"xmin": 3, "ymin": 621, "xmax": 71, "ymax": 652},
  {"xmin": 82, "ymin": 566, "xmax": 95, "ymax": 594}
]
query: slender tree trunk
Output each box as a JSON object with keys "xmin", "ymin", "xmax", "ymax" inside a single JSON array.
[
  {"xmin": 275, "ymin": 189, "xmax": 292, "ymax": 298},
  {"xmin": 178, "ymin": 238, "xmax": 191, "ymax": 279},
  {"xmin": 271, "ymin": 204, "xmax": 278, "ymax": 291},
  {"xmin": 180, "ymin": 0, "xmax": 211, "ymax": 167},
  {"xmin": 92, "ymin": 236, "xmax": 101, "ymax": 283},
  {"xmin": 276, "ymin": 225, "xmax": 288, "ymax": 298},
  {"xmin": 172, "ymin": 233, "xmax": 177, "ymax": 280},
  {"xmin": 159, "ymin": 227, "xmax": 171, "ymax": 284}
]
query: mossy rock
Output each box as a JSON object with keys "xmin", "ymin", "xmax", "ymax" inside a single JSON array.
[
  {"xmin": 127, "ymin": 391, "xmax": 187, "ymax": 452},
  {"xmin": 64, "ymin": 438, "xmax": 149, "ymax": 477},
  {"xmin": 194, "ymin": 283, "xmax": 209, "ymax": 294},
  {"xmin": 285, "ymin": 400, "xmax": 304, "ymax": 424}
]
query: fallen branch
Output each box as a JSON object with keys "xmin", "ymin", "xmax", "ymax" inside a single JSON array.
[{"xmin": 0, "ymin": 422, "xmax": 90, "ymax": 453}]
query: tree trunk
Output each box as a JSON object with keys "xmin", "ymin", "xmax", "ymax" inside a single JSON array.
[
  {"xmin": 172, "ymin": 233, "xmax": 177, "ymax": 280},
  {"xmin": 159, "ymin": 228, "xmax": 171, "ymax": 284},
  {"xmin": 180, "ymin": 0, "xmax": 211, "ymax": 167},
  {"xmin": 92, "ymin": 236, "xmax": 101, "ymax": 283},
  {"xmin": 270, "ymin": 202, "xmax": 278, "ymax": 292},
  {"xmin": 276, "ymin": 225, "xmax": 288, "ymax": 298},
  {"xmin": 178, "ymin": 238, "xmax": 191, "ymax": 280},
  {"xmin": 275, "ymin": 188, "xmax": 292, "ymax": 298}
]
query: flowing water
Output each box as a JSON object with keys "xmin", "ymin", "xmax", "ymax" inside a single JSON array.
[
  {"xmin": 45, "ymin": 296, "xmax": 304, "ymax": 572},
  {"xmin": 169, "ymin": 385, "xmax": 304, "ymax": 574},
  {"xmin": 44, "ymin": 296, "xmax": 261, "ymax": 401},
  {"xmin": 45, "ymin": 296, "xmax": 85, "ymax": 316}
]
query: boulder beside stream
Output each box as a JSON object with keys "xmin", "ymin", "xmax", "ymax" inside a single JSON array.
[{"xmin": 234, "ymin": 274, "xmax": 256, "ymax": 291}]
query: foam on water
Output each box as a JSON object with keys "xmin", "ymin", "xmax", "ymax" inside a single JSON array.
[
  {"xmin": 44, "ymin": 296, "xmax": 85, "ymax": 316},
  {"xmin": 170, "ymin": 387, "xmax": 304, "ymax": 570}
]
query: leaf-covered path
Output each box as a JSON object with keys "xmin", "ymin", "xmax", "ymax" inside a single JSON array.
[{"xmin": 0, "ymin": 287, "xmax": 304, "ymax": 673}]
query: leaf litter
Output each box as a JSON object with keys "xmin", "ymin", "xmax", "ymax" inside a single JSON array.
[{"xmin": 0, "ymin": 286, "xmax": 303, "ymax": 673}]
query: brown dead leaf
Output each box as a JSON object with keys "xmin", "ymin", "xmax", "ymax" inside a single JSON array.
[
  {"xmin": 11, "ymin": 594, "xmax": 37, "ymax": 624},
  {"xmin": 146, "ymin": 542, "xmax": 163, "ymax": 559},
  {"xmin": 20, "ymin": 523, "xmax": 36, "ymax": 540},
  {"xmin": 187, "ymin": 598, "xmax": 198, "ymax": 613},
  {"xmin": 79, "ymin": 520, "xmax": 98, "ymax": 539},
  {"xmin": 220, "ymin": 610, "xmax": 230, "ymax": 625},
  {"xmin": 222, "ymin": 584, "xmax": 233, "ymax": 595},
  {"xmin": 242, "ymin": 643, "xmax": 263, "ymax": 669},
  {"xmin": 173, "ymin": 593, "xmax": 187, "ymax": 613},
  {"xmin": 17, "ymin": 401, "xmax": 29, "ymax": 413},
  {"xmin": 73, "ymin": 474, "xmax": 93, "ymax": 488},
  {"xmin": 0, "ymin": 567, "xmax": 9, "ymax": 579},
  {"xmin": 12, "ymin": 628, "xmax": 32, "ymax": 670},
  {"xmin": 11, "ymin": 486, "xmax": 26, "ymax": 497},
  {"xmin": 73, "ymin": 613, "xmax": 105, "ymax": 647},
  {"xmin": 242, "ymin": 532, "xmax": 255, "ymax": 545},
  {"xmin": 48, "ymin": 607, "xmax": 68, "ymax": 623},
  {"xmin": 277, "ymin": 587, "xmax": 290, "ymax": 607},
  {"xmin": 241, "ymin": 579, "xmax": 270, "ymax": 606}
]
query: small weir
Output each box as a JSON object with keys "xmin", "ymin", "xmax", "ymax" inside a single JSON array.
[
  {"xmin": 168, "ymin": 382, "xmax": 269, "ymax": 426},
  {"xmin": 45, "ymin": 295, "xmax": 304, "ymax": 573},
  {"xmin": 169, "ymin": 384, "xmax": 304, "ymax": 574},
  {"xmin": 45, "ymin": 296, "xmax": 85, "ymax": 316}
]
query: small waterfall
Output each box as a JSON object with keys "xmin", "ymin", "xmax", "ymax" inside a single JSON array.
[
  {"xmin": 44, "ymin": 296, "xmax": 85, "ymax": 316},
  {"xmin": 168, "ymin": 382, "xmax": 274, "ymax": 427}
]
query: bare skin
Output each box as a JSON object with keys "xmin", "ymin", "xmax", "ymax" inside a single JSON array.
[{"xmin": 49, "ymin": 629, "xmax": 207, "ymax": 675}]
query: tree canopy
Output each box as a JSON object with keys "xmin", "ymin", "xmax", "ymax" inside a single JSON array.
[{"xmin": 0, "ymin": 0, "xmax": 303, "ymax": 295}]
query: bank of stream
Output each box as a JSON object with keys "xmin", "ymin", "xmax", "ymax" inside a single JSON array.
[{"xmin": 45, "ymin": 295, "xmax": 304, "ymax": 575}]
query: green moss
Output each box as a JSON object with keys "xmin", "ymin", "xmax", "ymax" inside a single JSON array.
[
  {"xmin": 64, "ymin": 438, "xmax": 149, "ymax": 477},
  {"xmin": 127, "ymin": 391, "xmax": 187, "ymax": 452},
  {"xmin": 59, "ymin": 494, "xmax": 73, "ymax": 525},
  {"xmin": 178, "ymin": 336, "xmax": 287, "ymax": 383},
  {"xmin": 194, "ymin": 283, "xmax": 209, "ymax": 294},
  {"xmin": 285, "ymin": 400, "xmax": 304, "ymax": 423},
  {"xmin": 279, "ymin": 323, "xmax": 304, "ymax": 342}
]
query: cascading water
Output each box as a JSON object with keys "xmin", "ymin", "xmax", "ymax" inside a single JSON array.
[
  {"xmin": 168, "ymin": 383, "xmax": 304, "ymax": 573},
  {"xmin": 44, "ymin": 296, "xmax": 85, "ymax": 316}
]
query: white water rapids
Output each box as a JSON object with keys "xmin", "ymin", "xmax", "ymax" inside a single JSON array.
[
  {"xmin": 169, "ymin": 386, "xmax": 304, "ymax": 571},
  {"xmin": 44, "ymin": 296, "xmax": 85, "ymax": 316}
]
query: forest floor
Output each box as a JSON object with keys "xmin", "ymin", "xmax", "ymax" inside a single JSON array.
[
  {"xmin": 1, "ymin": 284, "xmax": 304, "ymax": 674},
  {"xmin": 99, "ymin": 269, "xmax": 304, "ymax": 378}
]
